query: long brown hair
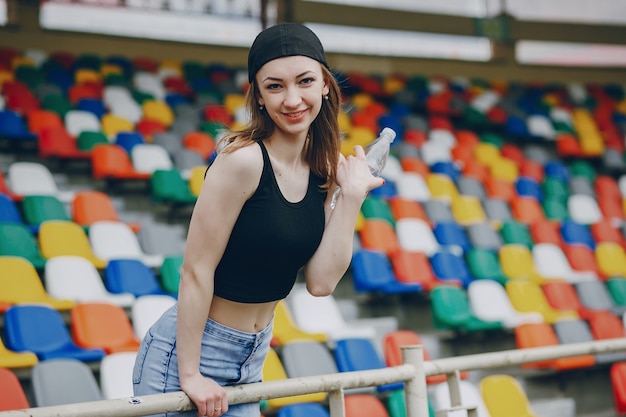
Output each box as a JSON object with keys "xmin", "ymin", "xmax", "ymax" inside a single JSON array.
[{"xmin": 218, "ymin": 65, "xmax": 341, "ymax": 190}]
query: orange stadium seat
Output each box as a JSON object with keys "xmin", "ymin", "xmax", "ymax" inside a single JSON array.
[
  {"xmin": 91, "ymin": 144, "xmax": 151, "ymax": 181},
  {"xmin": 0, "ymin": 368, "xmax": 30, "ymax": 411},
  {"xmin": 359, "ymin": 219, "xmax": 400, "ymax": 255},
  {"xmin": 72, "ymin": 190, "xmax": 141, "ymax": 232}
]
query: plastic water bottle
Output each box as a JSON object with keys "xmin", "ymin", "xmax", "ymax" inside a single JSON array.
[{"xmin": 330, "ymin": 127, "xmax": 396, "ymax": 209}]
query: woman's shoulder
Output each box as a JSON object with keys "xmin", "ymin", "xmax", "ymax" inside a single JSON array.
[{"xmin": 211, "ymin": 141, "xmax": 264, "ymax": 179}]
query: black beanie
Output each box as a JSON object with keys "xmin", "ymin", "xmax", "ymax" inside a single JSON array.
[{"xmin": 247, "ymin": 23, "xmax": 329, "ymax": 83}]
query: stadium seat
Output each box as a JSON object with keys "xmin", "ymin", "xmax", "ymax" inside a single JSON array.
[
  {"xmin": 32, "ymin": 358, "xmax": 103, "ymax": 406},
  {"xmin": 450, "ymin": 195, "xmax": 487, "ymax": 225},
  {"xmin": 361, "ymin": 195, "xmax": 395, "ymax": 225},
  {"xmin": 271, "ymin": 301, "xmax": 327, "ymax": 346},
  {"xmin": 286, "ymin": 286, "xmax": 378, "ymax": 348},
  {"xmin": 587, "ymin": 310, "xmax": 626, "ymax": 363},
  {"xmin": 466, "ymin": 222, "xmax": 503, "ymax": 251},
  {"xmin": 575, "ymin": 280, "xmax": 626, "ymax": 316},
  {"xmin": 394, "ymin": 218, "xmax": 438, "ymax": 255},
  {"xmin": 553, "ymin": 319, "xmax": 604, "ymax": 364},
  {"xmin": 89, "ymin": 220, "xmax": 164, "ymax": 268},
  {"xmin": 607, "ymin": 278, "xmax": 626, "ymax": 308},
  {"xmin": 262, "ymin": 348, "xmax": 326, "ymax": 409},
  {"xmin": 383, "ymin": 329, "xmax": 469, "ymax": 385},
  {"xmin": 515, "ymin": 322, "xmax": 595, "ymax": 370},
  {"xmin": 0, "ymin": 110, "xmax": 37, "ymax": 144},
  {"xmin": 281, "ymin": 340, "xmax": 337, "ymax": 382},
  {"xmin": 515, "ymin": 177, "xmax": 543, "ymax": 201},
  {"xmin": 433, "ymin": 221, "xmax": 471, "ymax": 254},
  {"xmin": 158, "ymin": 255, "xmax": 183, "ymax": 294},
  {"xmin": 542, "ymin": 280, "xmax": 596, "ymax": 321},
  {"xmin": 72, "ymin": 190, "xmax": 140, "ymax": 232},
  {"xmin": 542, "ymin": 177, "xmax": 569, "ymax": 202},
  {"xmin": 422, "ymin": 200, "xmax": 455, "ymax": 223},
  {"xmin": 64, "ymin": 109, "xmax": 101, "ymax": 137},
  {"xmin": 430, "ymin": 250, "xmax": 475, "ymax": 287},
  {"xmin": 38, "ymin": 220, "xmax": 106, "ymax": 268},
  {"xmin": 456, "ymin": 176, "xmax": 486, "ymax": 199},
  {"xmin": 105, "ymin": 258, "xmax": 170, "ymax": 297},
  {"xmin": 529, "ymin": 219, "xmax": 563, "ymax": 247},
  {"xmin": 390, "ymin": 249, "xmax": 460, "ymax": 290},
  {"xmin": 465, "ymin": 248, "xmax": 508, "ymax": 285},
  {"xmin": 591, "ymin": 219, "xmax": 625, "ymax": 248},
  {"xmin": 499, "ymin": 244, "xmax": 546, "ymax": 284},
  {"xmin": 334, "ymin": 338, "xmax": 402, "ymax": 392},
  {"xmin": 560, "ymin": 219, "xmax": 595, "ymax": 249},
  {"xmin": 610, "ymin": 362, "xmax": 626, "ymax": 415},
  {"xmin": 595, "ymin": 242, "xmax": 626, "ymax": 279},
  {"xmin": 0, "ymin": 367, "xmax": 30, "ymax": 411},
  {"xmin": 4, "ymin": 304, "xmax": 104, "ymax": 362},
  {"xmin": 359, "ymin": 219, "xmax": 401, "ymax": 255},
  {"xmin": 114, "ymin": 131, "xmax": 145, "ymax": 153},
  {"xmin": 182, "ymin": 131, "xmax": 215, "ymax": 160},
  {"xmin": 426, "ymin": 173, "xmax": 458, "ymax": 202},
  {"xmin": 45, "ymin": 256, "xmax": 135, "ymax": 307},
  {"xmin": 91, "ymin": 144, "xmax": 151, "ymax": 181},
  {"xmin": 0, "ymin": 256, "xmax": 74, "ymax": 311},
  {"xmin": 0, "ymin": 223, "xmax": 47, "ymax": 269},
  {"xmin": 480, "ymin": 374, "xmax": 542, "ymax": 417},
  {"xmin": 21, "ymin": 195, "xmax": 71, "ymax": 230},
  {"xmin": 482, "ymin": 198, "xmax": 512, "ymax": 227},
  {"xmin": 150, "ymin": 168, "xmax": 198, "ymax": 205},
  {"xmin": 0, "ymin": 337, "xmax": 38, "ymax": 369},
  {"xmin": 76, "ymin": 130, "xmax": 109, "ymax": 151},
  {"xmin": 131, "ymin": 143, "xmax": 174, "ymax": 175},
  {"xmin": 532, "ymin": 242, "xmax": 596, "ymax": 283},
  {"xmin": 541, "ymin": 196, "xmax": 569, "ymax": 221},
  {"xmin": 277, "ymin": 403, "xmax": 330, "ymax": 417},
  {"xmin": 430, "ymin": 285, "xmax": 503, "ymax": 332},
  {"xmin": 568, "ymin": 194, "xmax": 602, "ymax": 225},
  {"xmin": 7, "ymin": 161, "xmax": 75, "ymax": 202},
  {"xmin": 510, "ymin": 196, "xmax": 546, "ymax": 224},
  {"xmin": 500, "ymin": 220, "xmax": 534, "ymax": 248},
  {"xmin": 506, "ymin": 280, "xmax": 578, "ymax": 323},
  {"xmin": 433, "ymin": 379, "xmax": 491, "ymax": 417},
  {"xmin": 351, "ymin": 249, "xmax": 422, "ymax": 294},
  {"xmin": 562, "ymin": 243, "xmax": 600, "ymax": 278},
  {"xmin": 100, "ymin": 351, "xmax": 137, "ymax": 400},
  {"xmin": 345, "ymin": 394, "xmax": 390, "ymax": 417},
  {"xmin": 71, "ymin": 302, "xmax": 141, "ymax": 353},
  {"xmin": 468, "ymin": 279, "xmax": 542, "ymax": 329},
  {"xmin": 131, "ymin": 294, "xmax": 177, "ymax": 340}
]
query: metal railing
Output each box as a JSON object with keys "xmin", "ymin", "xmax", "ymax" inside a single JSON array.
[{"xmin": 2, "ymin": 338, "xmax": 626, "ymax": 417}]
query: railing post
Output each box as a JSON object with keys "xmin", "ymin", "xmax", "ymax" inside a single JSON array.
[
  {"xmin": 328, "ymin": 389, "xmax": 346, "ymax": 417},
  {"xmin": 402, "ymin": 345, "xmax": 428, "ymax": 417}
]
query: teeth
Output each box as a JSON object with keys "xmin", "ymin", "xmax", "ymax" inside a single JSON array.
[{"xmin": 286, "ymin": 111, "xmax": 304, "ymax": 117}]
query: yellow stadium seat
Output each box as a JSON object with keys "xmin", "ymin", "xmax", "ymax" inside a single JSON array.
[
  {"xmin": 473, "ymin": 142, "xmax": 501, "ymax": 168},
  {"xmin": 0, "ymin": 68, "xmax": 14, "ymax": 87},
  {"xmin": 101, "ymin": 114, "xmax": 134, "ymax": 139},
  {"xmin": 340, "ymin": 138, "xmax": 359, "ymax": 156},
  {"xmin": 383, "ymin": 75, "xmax": 405, "ymax": 96},
  {"xmin": 490, "ymin": 157, "xmax": 519, "ymax": 183},
  {"xmin": 75, "ymin": 68, "xmax": 102, "ymax": 85},
  {"xmin": 480, "ymin": 374, "xmax": 541, "ymax": 417},
  {"xmin": 271, "ymin": 301, "xmax": 327, "ymax": 346},
  {"xmin": 0, "ymin": 338, "xmax": 38, "ymax": 369},
  {"xmin": 142, "ymin": 100, "xmax": 175, "ymax": 127},
  {"xmin": 572, "ymin": 109, "xmax": 604, "ymax": 157},
  {"xmin": 159, "ymin": 59, "xmax": 182, "ymax": 75},
  {"xmin": 499, "ymin": 245, "xmax": 546, "ymax": 284},
  {"xmin": 189, "ymin": 166, "xmax": 208, "ymax": 196},
  {"xmin": 39, "ymin": 220, "xmax": 107, "ymax": 269},
  {"xmin": 223, "ymin": 94, "xmax": 246, "ymax": 115},
  {"xmin": 262, "ymin": 348, "xmax": 326, "ymax": 409},
  {"xmin": 451, "ymin": 195, "xmax": 487, "ymax": 225},
  {"xmin": 348, "ymin": 126, "xmax": 376, "ymax": 148},
  {"xmin": 0, "ymin": 256, "xmax": 75, "ymax": 311},
  {"xmin": 100, "ymin": 63, "xmax": 123, "ymax": 77},
  {"xmin": 337, "ymin": 110, "xmax": 351, "ymax": 132},
  {"xmin": 506, "ymin": 280, "xmax": 578, "ymax": 324},
  {"xmin": 426, "ymin": 173, "xmax": 458, "ymax": 202},
  {"xmin": 351, "ymin": 92, "xmax": 374, "ymax": 110},
  {"xmin": 354, "ymin": 211, "xmax": 365, "ymax": 232},
  {"xmin": 596, "ymin": 242, "xmax": 626, "ymax": 278},
  {"xmin": 11, "ymin": 56, "xmax": 35, "ymax": 69}
]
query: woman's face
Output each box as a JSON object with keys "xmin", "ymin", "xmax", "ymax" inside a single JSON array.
[{"xmin": 255, "ymin": 55, "xmax": 329, "ymax": 138}]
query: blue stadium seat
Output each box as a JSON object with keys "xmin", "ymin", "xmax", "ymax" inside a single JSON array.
[
  {"xmin": 76, "ymin": 98, "xmax": 107, "ymax": 119},
  {"xmin": 432, "ymin": 221, "xmax": 471, "ymax": 254},
  {"xmin": 515, "ymin": 176, "xmax": 543, "ymax": 201},
  {"xmin": 430, "ymin": 250, "xmax": 474, "ymax": 287},
  {"xmin": 277, "ymin": 403, "xmax": 330, "ymax": 417},
  {"xmin": 334, "ymin": 338, "xmax": 403, "ymax": 392},
  {"xmin": 560, "ymin": 219, "xmax": 596, "ymax": 249},
  {"xmin": 114, "ymin": 131, "xmax": 145, "ymax": 153},
  {"xmin": 351, "ymin": 249, "xmax": 422, "ymax": 294},
  {"xmin": 0, "ymin": 193, "xmax": 26, "ymax": 225},
  {"xmin": 0, "ymin": 110, "xmax": 37, "ymax": 142},
  {"xmin": 430, "ymin": 161, "xmax": 461, "ymax": 182},
  {"xmin": 105, "ymin": 258, "xmax": 173, "ymax": 297},
  {"xmin": 544, "ymin": 160, "xmax": 570, "ymax": 183},
  {"xmin": 4, "ymin": 305, "xmax": 105, "ymax": 362}
]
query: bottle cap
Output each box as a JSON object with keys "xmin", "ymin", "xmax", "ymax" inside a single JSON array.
[{"xmin": 380, "ymin": 127, "xmax": 396, "ymax": 143}]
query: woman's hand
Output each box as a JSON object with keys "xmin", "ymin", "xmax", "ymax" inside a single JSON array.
[
  {"xmin": 336, "ymin": 145, "xmax": 385, "ymax": 202},
  {"xmin": 181, "ymin": 373, "xmax": 228, "ymax": 417}
]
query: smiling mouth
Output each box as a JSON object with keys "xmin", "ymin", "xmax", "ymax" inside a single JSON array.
[{"xmin": 285, "ymin": 110, "xmax": 306, "ymax": 117}]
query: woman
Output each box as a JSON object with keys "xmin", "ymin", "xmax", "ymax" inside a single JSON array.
[{"xmin": 132, "ymin": 22, "xmax": 384, "ymax": 417}]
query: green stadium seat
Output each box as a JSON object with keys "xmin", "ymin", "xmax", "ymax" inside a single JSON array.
[
  {"xmin": 430, "ymin": 285, "xmax": 503, "ymax": 332},
  {"xmin": 0, "ymin": 223, "xmax": 47, "ymax": 269}
]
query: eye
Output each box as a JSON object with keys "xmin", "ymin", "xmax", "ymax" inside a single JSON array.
[
  {"xmin": 299, "ymin": 77, "xmax": 316, "ymax": 86},
  {"xmin": 265, "ymin": 83, "xmax": 282, "ymax": 90}
]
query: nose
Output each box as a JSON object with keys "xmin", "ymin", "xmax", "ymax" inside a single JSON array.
[{"xmin": 283, "ymin": 86, "xmax": 302, "ymax": 108}]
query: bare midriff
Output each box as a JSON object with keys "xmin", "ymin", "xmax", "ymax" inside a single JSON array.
[{"xmin": 208, "ymin": 295, "xmax": 279, "ymax": 333}]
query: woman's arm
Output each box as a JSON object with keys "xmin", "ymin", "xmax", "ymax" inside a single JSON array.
[
  {"xmin": 176, "ymin": 144, "xmax": 262, "ymax": 417},
  {"xmin": 303, "ymin": 145, "xmax": 384, "ymax": 296}
]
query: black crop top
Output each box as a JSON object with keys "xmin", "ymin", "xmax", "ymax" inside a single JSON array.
[{"xmin": 212, "ymin": 141, "xmax": 327, "ymax": 303}]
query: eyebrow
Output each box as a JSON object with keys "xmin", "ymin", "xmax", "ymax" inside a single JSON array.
[{"xmin": 262, "ymin": 70, "xmax": 315, "ymax": 83}]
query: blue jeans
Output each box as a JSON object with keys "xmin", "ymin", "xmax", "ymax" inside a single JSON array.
[{"xmin": 133, "ymin": 304, "xmax": 272, "ymax": 417}]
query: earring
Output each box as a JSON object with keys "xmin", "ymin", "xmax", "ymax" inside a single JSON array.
[
  {"xmin": 323, "ymin": 95, "xmax": 329, "ymax": 100},
  {"xmin": 259, "ymin": 105, "xmax": 264, "ymax": 110}
]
